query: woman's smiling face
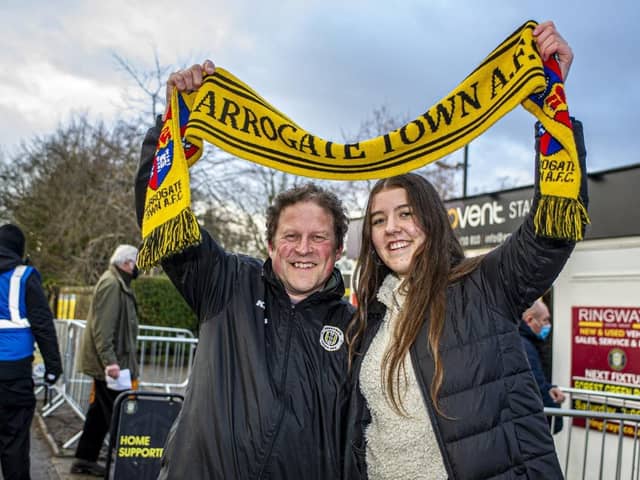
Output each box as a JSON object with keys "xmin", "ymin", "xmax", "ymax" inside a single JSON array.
[{"xmin": 370, "ymin": 187, "xmax": 426, "ymax": 279}]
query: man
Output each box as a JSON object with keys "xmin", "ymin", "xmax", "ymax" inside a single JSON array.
[
  {"xmin": 520, "ymin": 299, "xmax": 565, "ymax": 433},
  {"xmin": 0, "ymin": 223, "xmax": 62, "ymax": 480},
  {"xmin": 134, "ymin": 61, "xmax": 355, "ymax": 479},
  {"xmin": 71, "ymin": 245, "xmax": 140, "ymax": 476}
]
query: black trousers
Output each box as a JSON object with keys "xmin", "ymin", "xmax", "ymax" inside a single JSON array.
[
  {"xmin": 74, "ymin": 379, "xmax": 121, "ymax": 462},
  {"xmin": 0, "ymin": 403, "xmax": 35, "ymax": 480}
]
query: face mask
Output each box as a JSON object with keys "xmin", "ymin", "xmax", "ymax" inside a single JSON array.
[
  {"xmin": 131, "ymin": 266, "xmax": 140, "ymax": 280},
  {"xmin": 537, "ymin": 324, "xmax": 551, "ymax": 341}
]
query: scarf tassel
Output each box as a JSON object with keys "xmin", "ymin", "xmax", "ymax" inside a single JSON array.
[
  {"xmin": 137, "ymin": 208, "xmax": 201, "ymax": 270},
  {"xmin": 534, "ymin": 195, "xmax": 590, "ymax": 241}
]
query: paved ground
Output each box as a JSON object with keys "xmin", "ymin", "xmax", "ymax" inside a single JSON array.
[
  {"xmin": 5, "ymin": 395, "xmax": 105, "ymax": 480},
  {"xmin": 32, "ymin": 412, "xmax": 99, "ymax": 480},
  {"xmin": 24, "ymin": 388, "xmax": 175, "ymax": 480}
]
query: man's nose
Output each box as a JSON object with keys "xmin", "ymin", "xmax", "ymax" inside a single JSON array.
[{"xmin": 296, "ymin": 236, "xmax": 312, "ymax": 254}]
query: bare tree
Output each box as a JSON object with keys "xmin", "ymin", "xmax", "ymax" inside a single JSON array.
[
  {"xmin": 113, "ymin": 50, "xmax": 169, "ymax": 124},
  {"xmin": 0, "ymin": 115, "xmax": 143, "ymax": 285}
]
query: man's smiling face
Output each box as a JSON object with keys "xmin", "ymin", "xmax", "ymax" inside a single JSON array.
[{"xmin": 268, "ymin": 201, "xmax": 342, "ymax": 303}]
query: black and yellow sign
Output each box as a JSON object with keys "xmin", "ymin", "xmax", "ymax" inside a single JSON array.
[{"xmin": 109, "ymin": 392, "xmax": 183, "ymax": 479}]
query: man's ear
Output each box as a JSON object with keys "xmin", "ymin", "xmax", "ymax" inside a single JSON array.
[
  {"xmin": 335, "ymin": 246, "xmax": 343, "ymax": 261},
  {"xmin": 267, "ymin": 241, "xmax": 275, "ymax": 259},
  {"xmin": 523, "ymin": 313, "xmax": 534, "ymax": 327}
]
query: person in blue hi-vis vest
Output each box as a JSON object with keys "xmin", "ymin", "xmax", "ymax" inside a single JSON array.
[{"xmin": 0, "ymin": 223, "xmax": 62, "ymax": 480}]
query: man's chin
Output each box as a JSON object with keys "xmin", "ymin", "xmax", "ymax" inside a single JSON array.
[{"xmin": 286, "ymin": 281, "xmax": 321, "ymax": 298}]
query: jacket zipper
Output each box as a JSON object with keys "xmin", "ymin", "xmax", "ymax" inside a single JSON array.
[
  {"xmin": 409, "ymin": 347, "xmax": 455, "ymax": 479},
  {"xmin": 256, "ymin": 303, "xmax": 296, "ymax": 479}
]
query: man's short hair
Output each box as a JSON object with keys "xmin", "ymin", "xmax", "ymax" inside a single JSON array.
[
  {"xmin": 523, "ymin": 299, "xmax": 550, "ymax": 322},
  {"xmin": 265, "ymin": 183, "xmax": 348, "ymax": 249},
  {"xmin": 110, "ymin": 244, "xmax": 138, "ymax": 266}
]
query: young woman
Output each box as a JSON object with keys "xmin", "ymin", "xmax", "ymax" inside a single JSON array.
[{"xmin": 345, "ymin": 22, "xmax": 585, "ymax": 480}]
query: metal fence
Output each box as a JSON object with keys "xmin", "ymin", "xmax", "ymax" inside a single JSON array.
[
  {"xmin": 41, "ymin": 319, "xmax": 197, "ymax": 448},
  {"xmin": 42, "ymin": 320, "xmax": 640, "ymax": 473},
  {"xmin": 137, "ymin": 325, "xmax": 196, "ymax": 392},
  {"xmin": 547, "ymin": 387, "xmax": 640, "ymax": 480}
]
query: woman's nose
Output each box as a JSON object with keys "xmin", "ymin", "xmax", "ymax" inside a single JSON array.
[{"xmin": 385, "ymin": 216, "xmax": 400, "ymax": 234}]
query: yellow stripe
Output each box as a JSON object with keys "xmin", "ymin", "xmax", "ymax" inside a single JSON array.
[{"xmin": 579, "ymin": 322, "xmax": 603, "ymax": 328}]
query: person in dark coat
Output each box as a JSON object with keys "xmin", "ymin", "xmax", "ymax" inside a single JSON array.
[
  {"xmin": 345, "ymin": 21, "xmax": 585, "ymax": 479},
  {"xmin": 520, "ymin": 299, "xmax": 565, "ymax": 434},
  {"xmin": 71, "ymin": 244, "xmax": 140, "ymax": 477},
  {"xmin": 0, "ymin": 224, "xmax": 62, "ymax": 480},
  {"xmin": 135, "ymin": 64, "xmax": 355, "ymax": 478}
]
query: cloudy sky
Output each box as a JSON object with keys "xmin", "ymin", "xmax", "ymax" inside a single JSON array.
[{"xmin": 1, "ymin": 0, "xmax": 638, "ymax": 195}]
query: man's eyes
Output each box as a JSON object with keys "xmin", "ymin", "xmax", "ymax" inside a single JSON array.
[{"xmin": 282, "ymin": 234, "xmax": 328, "ymax": 242}]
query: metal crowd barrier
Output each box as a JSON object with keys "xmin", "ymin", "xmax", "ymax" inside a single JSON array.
[
  {"xmin": 44, "ymin": 321, "xmax": 640, "ymax": 474},
  {"xmin": 41, "ymin": 319, "xmax": 198, "ymax": 449},
  {"xmin": 137, "ymin": 325, "xmax": 197, "ymax": 393},
  {"xmin": 546, "ymin": 387, "xmax": 640, "ymax": 480}
]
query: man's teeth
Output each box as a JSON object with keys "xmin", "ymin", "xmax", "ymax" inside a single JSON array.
[
  {"xmin": 293, "ymin": 262, "xmax": 314, "ymax": 269},
  {"xmin": 389, "ymin": 241, "xmax": 409, "ymax": 250}
]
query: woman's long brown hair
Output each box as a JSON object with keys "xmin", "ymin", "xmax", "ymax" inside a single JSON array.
[{"xmin": 346, "ymin": 173, "xmax": 483, "ymax": 416}]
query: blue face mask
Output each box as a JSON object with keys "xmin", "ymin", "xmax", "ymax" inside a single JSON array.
[{"xmin": 537, "ymin": 324, "xmax": 552, "ymax": 341}]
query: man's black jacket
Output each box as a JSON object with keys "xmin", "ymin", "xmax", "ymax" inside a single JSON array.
[{"xmin": 136, "ymin": 122, "xmax": 355, "ymax": 479}]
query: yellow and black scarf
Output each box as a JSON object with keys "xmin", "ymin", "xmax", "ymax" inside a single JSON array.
[{"xmin": 138, "ymin": 20, "xmax": 589, "ymax": 269}]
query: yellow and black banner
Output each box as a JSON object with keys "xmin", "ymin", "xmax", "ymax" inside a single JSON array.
[{"xmin": 139, "ymin": 20, "xmax": 589, "ymax": 269}]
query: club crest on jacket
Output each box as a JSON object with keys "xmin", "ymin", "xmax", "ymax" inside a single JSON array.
[{"xmin": 319, "ymin": 325, "xmax": 344, "ymax": 352}]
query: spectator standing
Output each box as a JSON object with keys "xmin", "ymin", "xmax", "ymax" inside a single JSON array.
[
  {"xmin": 520, "ymin": 299, "xmax": 565, "ymax": 433},
  {"xmin": 71, "ymin": 245, "xmax": 140, "ymax": 477},
  {"xmin": 0, "ymin": 223, "xmax": 62, "ymax": 480}
]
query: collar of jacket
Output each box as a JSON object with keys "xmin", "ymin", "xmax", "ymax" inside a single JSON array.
[
  {"xmin": 0, "ymin": 246, "xmax": 23, "ymax": 272},
  {"xmin": 108, "ymin": 264, "xmax": 135, "ymax": 293},
  {"xmin": 377, "ymin": 273, "xmax": 410, "ymax": 313},
  {"xmin": 261, "ymin": 258, "xmax": 345, "ymax": 305},
  {"xmin": 358, "ymin": 299, "xmax": 386, "ymax": 348},
  {"xmin": 519, "ymin": 321, "xmax": 543, "ymax": 343}
]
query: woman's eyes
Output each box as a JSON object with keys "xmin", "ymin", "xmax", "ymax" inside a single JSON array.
[{"xmin": 371, "ymin": 211, "xmax": 412, "ymax": 226}]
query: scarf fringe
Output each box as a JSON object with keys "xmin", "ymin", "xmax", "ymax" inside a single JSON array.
[
  {"xmin": 137, "ymin": 208, "xmax": 201, "ymax": 270},
  {"xmin": 534, "ymin": 196, "xmax": 590, "ymax": 241}
]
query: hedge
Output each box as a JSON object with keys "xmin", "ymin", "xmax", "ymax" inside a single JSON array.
[
  {"xmin": 55, "ymin": 275, "xmax": 198, "ymax": 334},
  {"xmin": 132, "ymin": 276, "xmax": 198, "ymax": 333}
]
